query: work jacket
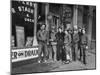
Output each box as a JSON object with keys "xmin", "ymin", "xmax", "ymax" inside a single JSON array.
[{"xmin": 37, "ymin": 30, "xmax": 48, "ymax": 43}]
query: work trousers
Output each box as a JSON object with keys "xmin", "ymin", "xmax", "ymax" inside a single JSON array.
[
  {"xmin": 65, "ymin": 44, "xmax": 72, "ymax": 61},
  {"xmin": 81, "ymin": 45, "xmax": 87, "ymax": 64},
  {"xmin": 57, "ymin": 44, "xmax": 66, "ymax": 61},
  {"xmin": 73, "ymin": 43, "xmax": 78, "ymax": 61},
  {"xmin": 38, "ymin": 42, "xmax": 48, "ymax": 61}
]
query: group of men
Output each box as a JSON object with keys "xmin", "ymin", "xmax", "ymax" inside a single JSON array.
[{"xmin": 37, "ymin": 24, "xmax": 88, "ymax": 65}]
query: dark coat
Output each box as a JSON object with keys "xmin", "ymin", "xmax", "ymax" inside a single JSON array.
[
  {"xmin": 78, "ymin": 31, "xmax": 83, "ymax": 42},
  {"xmin": 55, "ymin": 32, "xmax": 65, "ymax": 45},
  {"xmin": 81, "ymin": 34, "xmax": 88, "ymax": 45}
]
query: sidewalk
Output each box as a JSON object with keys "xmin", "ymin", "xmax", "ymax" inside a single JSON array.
[
  {"xmin": 87, "ymin": 49, "xmax": 96, "ymax": 54},
  {"xmin": 12, "ymin": 51, "xmax": 96, "ymax": 74},
  {"xmin": 51, "ymin": 51, "xmax": 96, "ymax": 71}
]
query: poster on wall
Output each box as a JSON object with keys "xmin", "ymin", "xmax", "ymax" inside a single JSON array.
[{"xmin": 16, "ymin": 26, "xmax": 25, "ymax": 48}]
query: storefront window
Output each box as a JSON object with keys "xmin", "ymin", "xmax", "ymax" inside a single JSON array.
[
  {"xmin": 11, "ymin": 1, "xmax": 35, "ymax": 48},
  {"xmin": 11, "ymin": 1, "xmax": 46, "ymax": 49}
]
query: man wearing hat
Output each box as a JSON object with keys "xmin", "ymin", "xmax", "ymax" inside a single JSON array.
[
  {"xmin": 73, "ymin": 26, "xmax": 79, "ymax": 61},
  {"xmin": 55, "ymin": 27, "xmax": 65, "ymax": 62},
  {"xmin": 64, "ymin": 29, "xmax": 72, "ymax": 63},
  {"xmin": 78, "ymin": 27, "xmax": 83, "ymax": 61},
  {"xmin": 37, "ymin": 24, "xmax": 49, "ymax": 63},
  {"xmin": 80, "ymin": 28, "xmax": 88, "ymax": 65}
]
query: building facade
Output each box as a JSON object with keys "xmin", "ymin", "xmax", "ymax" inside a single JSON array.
[{"xmin": 11, "ymin": 1, "xmax": 96, "ymax": 48}]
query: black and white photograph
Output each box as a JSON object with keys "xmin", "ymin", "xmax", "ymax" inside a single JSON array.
[{"xmin": 11, "ymin": 0, "xmax": 96, "ymax": 74}]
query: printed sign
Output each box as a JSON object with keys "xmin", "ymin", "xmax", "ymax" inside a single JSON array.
[
  {"xmin": 16, "ymin": 26, "xmax": 25, "ymax": 48},
  {"xmin": 12, "ymin": 47, "xmax": 38, "ymax": 62}
]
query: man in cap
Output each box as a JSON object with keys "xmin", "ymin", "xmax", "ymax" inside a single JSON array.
[
  {"xmin": 37, "ymin": 24, "xmax": 49, "ymax": 63},
  {"xmin": 80, "ymin": 28, "xmax": 88, "ymax": 65},
  {"xmin": 55, "ymin": 27, "xmax": 65, "ymax": 62},
  {"xmin": 64, "ymin": 29, "xmax": 72, "ymax": 63},
  {"xmin": 78, "ymin": 27, "xmax": 83, "ymax": 61},
  {"xmin": 73, "ymin": 26, "xmax": 79, "ymax": 61}
]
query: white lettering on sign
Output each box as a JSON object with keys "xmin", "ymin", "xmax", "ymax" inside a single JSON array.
[
  {"xmin": 30, "ymin": 2, "xmax": 32, "ymax": 7},
  {"xmin": 26, "ymin": 1, "xmax": 29, "ymax": 5},
  {"xmin": 12, "ymin": 1, "xmax": 34, "ymax": 23},
  {"xmin": 22, "ymin": 1, "xmax": 34, "ymax": 7},
  {"xmin": 18, "ymin": 6, "xmax": 22, "ymax": 11},
  {"xmin": 18, "ymin": 6, "xmax": 34, "ymax": 14},
  {"xmin": 30, "ymin": 9, "xmax": 34, "ymax": 13},
  {"xmin": 22, "ymin": 1, "xmax": 25, "ymax": 5},
  {"xmin": 11, "ymin": 47, "xmax": 38, "ymax": 62},
  {"xmin": 24, "ymin": 18, "xmax": 34, "ymax": 23}
]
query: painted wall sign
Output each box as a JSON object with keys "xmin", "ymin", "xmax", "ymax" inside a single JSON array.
[
  {"xmin": 18, "ymin": 6, "xmax": 34, "ymax": 14},
  {"xmin": 12, "ymin": 1, "xmax": 34, "ymax": 23}
]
